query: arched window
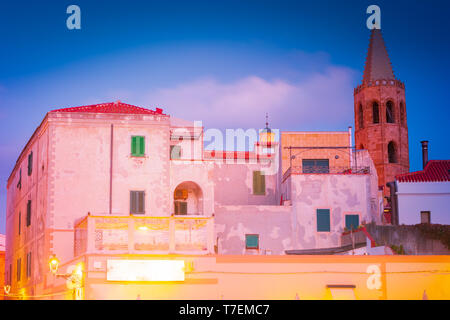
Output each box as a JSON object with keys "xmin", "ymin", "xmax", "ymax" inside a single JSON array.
[
  {"xmin": 400, "ymin": 101, "xmax": 405, "ymax": 125},
  {"xmin": 388, "ymin": 141, "xmax": 397, "ymax": 163},
  {"xmin": 372, "ymin": 102, "xmax": 380, "ymax": 124},
  {"xmin": 358, "ymin": 104, "xmax": 364, "ymax": 129},
  {"xmin": 386, "ymin": 101, "xmax": 395, "ymax": 123},
  {"xmin": 359, "ymin": 144, "xmax": 365, "ymax": 150}
]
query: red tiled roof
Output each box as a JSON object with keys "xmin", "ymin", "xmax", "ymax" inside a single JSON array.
[
  {"xmin": 396, "ymin": 160, "xmax": 450, "ymax": 183},
  {"xmin": 50, "ymin": 101, "xmax": 166, "ymax": 115}
]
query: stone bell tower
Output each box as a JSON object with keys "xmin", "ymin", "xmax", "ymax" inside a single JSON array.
[{"xmin": 354, "ymin": 29, "xmax": 409, "ymax": 199}]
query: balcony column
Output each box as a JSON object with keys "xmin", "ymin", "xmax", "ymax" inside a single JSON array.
[
  {"xmin": 128, "ymin": 218, "xmax": 135, "ymax": 254},
  {"xmin": 169, "ymin": 215, "xmax": 176, "ymax": 253}
]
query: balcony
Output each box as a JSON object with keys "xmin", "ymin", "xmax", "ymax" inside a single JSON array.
[{"xmin": 74, "ymin": 215, "xmax": 214, "ymax": 256}]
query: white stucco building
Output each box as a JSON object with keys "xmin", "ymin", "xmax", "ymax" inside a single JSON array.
[
  {"xmin": 4, "ymin": 101, "xmax": 381, "ymax": 298},
  {"xmin": 396, "ymin": 160, "xmax": 450, "ymax": 225}
]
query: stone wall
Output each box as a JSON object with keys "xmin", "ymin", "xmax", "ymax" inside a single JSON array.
[{"xmin": 365, "ymin": 223, "xmax": 450, "ymax": 255}]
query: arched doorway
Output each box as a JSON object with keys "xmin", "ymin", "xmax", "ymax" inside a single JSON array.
[{"xmin": 173, "ymin": 181, "xmax": 203, "ymax": 215}]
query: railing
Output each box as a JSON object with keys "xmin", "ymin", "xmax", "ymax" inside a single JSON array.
[
  {"xmin": 283, "ymin": 166, "xmax": 370, "ymax": 181},
  {"xmin": 74, "ymin": 215, "xmax": 214, "ymax": 256}
]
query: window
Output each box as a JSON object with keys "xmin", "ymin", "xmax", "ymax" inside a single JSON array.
[
  {"xmin": 26, "ymin": 252, "xmax": 32, "ymax": 278},
  {"xmin": 131, "ymin": 136, "xmax": 145, "ymax": 157},
  {"xmin": 358, "ymin": 104, "xmax": 364, "ymax": 129},
  {"xmin": 345, "ymin": 214, "xmax": 360, "ymax": 231},
  {"xmin": 130, "ymin": 191, "xmax": 145, "ymax": 214},
  {"xmin": 372, "ymin": 102, "xmax": 380, "ymax": 124},
  {"xmin": 316, "ymin": 209, "xmax": 331, "ymax": 232},
  {"xmin": 253, "ymin": 171, "xmax": 266, "ymax": 195},
  {"xmin": 174, "ymin": 201, "xmax": 187, "ymax": 215},
  {"xmin": 388, "ymin": 141, "xmax": 397, "ymax": 163},
  {"xmin": 302, "ymin": 159, "xmax": 330, "ymax": 173},
  {"xmin": 245, "ymin": 234, "xmax": 259, "ymax": 249},
  {"xmin": 26, "ymin": 200, "xmax": 31, "ymax": 227},
  {"xmin": 170, "ymin": 145, "xmax": 181, "ymax": 159},
  {"xmin": 420, "ymin": 211, "xmax": 431, "ymax": 224},
  {"xmin": 18, "ymin": 211, "xmax": 21, "ymax": 235},
  {"xmin": 17, "ymin": 258, "xmax": 21, "ymax": 282},
  {"xmin": 28, "ymin": 152, "xmax": 33, "ymax": 176},
  {"xmin": 9, "ymin": 264, "xmax": 12, "ymax": 285},
  {"xmin": 17, "ymin": 168, "xmax": 22, "ymax": 189},
  {"xmin": 386, "ymin": 101, "xmax": 395, "ymax": 123}
]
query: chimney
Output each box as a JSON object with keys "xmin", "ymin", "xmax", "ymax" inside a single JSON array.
[{"xmin": 421, "ymin": 141, "xmax": 429, "ymax": 169}]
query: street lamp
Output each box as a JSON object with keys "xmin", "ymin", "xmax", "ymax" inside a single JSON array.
[
  {"xmin": 49, "ymin": 255, "xmax": 60, "ymax": 274},
  {"xmin": 48, "ymin": 255, "xmax": 85, "ymax": 300}
]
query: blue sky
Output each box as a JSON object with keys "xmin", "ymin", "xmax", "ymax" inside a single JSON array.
[{"xmin": 0, "ymin": 0, "xmax": 449, "ymax": 233}]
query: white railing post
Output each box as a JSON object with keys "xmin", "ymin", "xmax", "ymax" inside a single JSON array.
[
  {"xmin": 128, "ymin": 218, "xmax": 135, "ymax": 254},
  {"xmin": 169, "ymin": 215, "xmax": 176, "ymax": 253},
  {"xmin": 207, "ymin": 216, "xmax": 215, "ymax": 254},
  {"xmin": 86, "ymin": 216, "xmax": 95, "ymax": 254}
]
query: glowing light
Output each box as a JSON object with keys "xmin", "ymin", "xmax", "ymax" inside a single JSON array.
[
  {"xmin": 49, "ymin": 255, "xmax": 60, "ymax": 274},
  {"xmin": 137, "ymin": 226, "xmax": 149, "ymax": 231},
  {"xmin": 107, "ymin": 260, "xmax": 185, "ymax": 282}
]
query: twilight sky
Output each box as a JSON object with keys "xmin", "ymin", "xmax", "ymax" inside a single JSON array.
[{"xmin": 1, "ymin": 0, "xmax": 449, "ymax": 233}]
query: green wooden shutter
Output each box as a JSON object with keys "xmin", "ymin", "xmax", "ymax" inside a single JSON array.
[
  {"xmin": 131, "ymin": 137, "xmax": 137, "ymax": 156},
  {"xmin": 345, "ymin": 215, "xmax": 360, "ymax": 230},
  {"xmin": 139, "ymin": 136, "xmax": 145, "ymax": 156},
  {"xmin": 245, "ymin": 234, "xmax": 259, "ymax": 249},
  {"xmin": 317, "ymin": 209, "xmax": 330, "ymax": 232},
  {"xmin": 132, "ymin": 136, "xmax": 145, "ymax": 157}
]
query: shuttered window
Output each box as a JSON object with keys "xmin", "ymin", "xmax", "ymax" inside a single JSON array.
[
  {"xmin": 170, "ymin": 145, "xmax": 181, "ymax": 159},
  {"xmin": 26, "ymin": 200, "xmax": 31, "ymax": 227},
  {"xmin": 317, "ymin": 209, "xmax": 331, "ymax": 232},
  {"xmin": 345, "ymin": 214, "xmax": 360, "ymax": 231},
  {"xmin": 18, "ymin": 212, "xmax": 21, "ymax": 235},
  {"xmin": 174, "ymin": 201, "xmax": 188, "ymax": 215},
  {"xmin": 131, "ymin": 136, "xmax": 145, "ymax": 157},
  {"xmin": 27, "ymin": 152, "xmax": 33, "ymax": 176},
  {"xmin": 17, "ymin": 168, "xmax": 22, "ymax": 189},
  {"xmin": 17, "ymin": 258, "xmax": 21, "ymax": 282},
  {"xmin": 302, "ymin": 159, "xmax": 330, "ymax": 173},
  {"xmin": 253, "ymin": 171, "xmax": 266, "ymax": 195},
  {"xmin": 26, "ymin": 252, "xmax": 32, "ymax": 278},
  {"xmin": 130, "ymin": 191, "xmax": 145, "ymax": 214},
  {"xmin": 245, "ymin": 234, "xmax": 259, "ymax": 249}
]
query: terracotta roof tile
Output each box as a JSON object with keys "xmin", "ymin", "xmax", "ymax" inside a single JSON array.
[
  {"xmin": 50, "ymin": 101, "xmax": 166, "ymax": 115},
  {"xmin": 396, "ymin": 160, "xmax": 450, "ymax": 183}
]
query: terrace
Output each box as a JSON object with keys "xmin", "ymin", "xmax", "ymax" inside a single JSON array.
[{"xmin": 74, "ymin": 214, "xmax": 215, "ymax": 257}]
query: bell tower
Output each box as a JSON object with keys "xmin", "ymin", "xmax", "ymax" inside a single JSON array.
[{"xmin": 354, "ymin": 29, "xmax": 409, "ymax": 199}]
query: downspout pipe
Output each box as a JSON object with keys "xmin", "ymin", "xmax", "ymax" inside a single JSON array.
[{"xmin": 386, "ymin": 181, "xmax": 398, "ymax": 225}]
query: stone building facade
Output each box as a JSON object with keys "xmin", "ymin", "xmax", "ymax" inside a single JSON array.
[{"xmin": 354, "ymin": 29, "xmax": 410, "ymax": 198}]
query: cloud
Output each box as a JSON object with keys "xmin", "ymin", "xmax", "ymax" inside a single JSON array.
[{"xmin": 145, "ymin": 66, "xmax": 357, "ymax": 131}]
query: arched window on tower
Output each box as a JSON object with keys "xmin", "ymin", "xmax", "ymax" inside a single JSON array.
[
  {"xmin": 386, "ymin": 101, "xmax": 395, "ymax": 123},
  {"xmin": 388, "ymin": 141, "xmax": 397, "ymax": 163},
  {"xmin": 400, "ymin": 101, "xmax": 405, "ymax": 125},
  {"xmin": 358, "ymin": 104, "xmax": 364, "ymax": 129},
  {"xmin": 372, "ymin": 102, "xmax": 380, "ymax": 124}
]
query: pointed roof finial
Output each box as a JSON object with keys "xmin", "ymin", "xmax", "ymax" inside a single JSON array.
[
  {"xmin": 265, "ymin": 112, "xmax": 269, "ymax": 129},
  {"xmin": 363, "ymin": 29, "xmax": 396, "ymax": 83}
]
